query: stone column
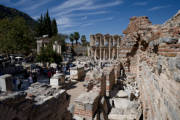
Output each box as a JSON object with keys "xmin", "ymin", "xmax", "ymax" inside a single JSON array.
[
  {"xmin": 94, "ymin": 49, "xmax": 96, "ymax": 60},
  {"xmin": 103, "ymin": 49, "xmax": 105, "ymax": 61},
  {"xmin": 100, "ymin": 36, "xmax": 102, "ymax": 61},
  {"xmin": 112, "ymin": 49, "xmax": 114, "ymax": 60},
  {"xmin": 112, "ymin": 37, "xmax": 114, "ymax": 46},
  {"xmin": 87, "ymin": 47, "xmax": 90, "ymax": 56},
  {"xmin": 109, "ymin": 38, "xmax": 111, "ymax": 60},
  {"xmin": 117, "ymin": 48, "xmax": 118, "ymax": 59},
  {"xmin": 95, "ymin": 49, "xmax": 96, "ymax": 60},
  {"xmin": 100, "ymin": 48, "xmax": 102, "ymax": 61}
]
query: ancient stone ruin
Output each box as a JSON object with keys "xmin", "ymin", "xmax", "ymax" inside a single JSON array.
[
  {"xmin": 0, "ymin": 83, "xmax": 72, "ymax": 120},
  {"xmin": 89, "ymin": 34, "xmax": 122, "ymax": 61},
  {"xmin": 0, "ymin": 10, "xmax": 180, "ymax": 120}
]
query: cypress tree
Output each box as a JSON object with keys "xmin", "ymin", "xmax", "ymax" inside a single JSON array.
[
  {"xmin": 51, "ymin": 18, "xmax": 58, "ymax": 36},
  {"xmin": 44, "ymin": 10, "xmax": 52, "ymax": 37},
  {"xmin": 37, "ymin": 14, "xmax": 44, "ymax": 36},
  {"xmin": 36, "ymin": 10, "xmax": 58, "ymax": 37}
]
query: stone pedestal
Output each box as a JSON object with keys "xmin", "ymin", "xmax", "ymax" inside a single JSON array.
[
  {"xmin": 0, "ymin": 74, "xmax": 13, "ymax": 92},
  {"xmin": 70, "ymin": 66, "xmax": 85, "ymax": 81},
  {"xmin": 50, "ymin": 73, "xmax": 65, "ymax": 87}
]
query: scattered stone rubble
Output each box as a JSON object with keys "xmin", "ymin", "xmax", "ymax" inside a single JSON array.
[{"xmin": 0, "ymin": 83, "xmax": 72, "ymax": 120}]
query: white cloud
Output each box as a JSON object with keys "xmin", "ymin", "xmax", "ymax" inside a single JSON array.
[
  {"xmin": 90, "ymin": 17, "xmax": 113, "ymax": 23},
  {"xmin": 32, "ymin": 16, "xmax": 39, "ymax": 20},
  {"xmin": 56, "ymin": 15, "xmax": 113, "ymax": 30},
  {"xmin": 6, "ymin": 0, "xmax": 121, "ymax": 33},
  {"xmin": 50, "ymin": 0, "xmax": 120, "ymax": 31},
  {"xmin": 13, "ymin": 0, "xmax": 28, "ymax": 6},
  {"xmin": 56, "ymin": 16, "xmax": 81, "ymax": 29},
  {"xmin": 56, "ymin": 17, "xmax": 72, "ymax": 26},
  {"xmin": 66, "ymin": 11, "xmax": 108, "ymax": 17},
  {"xmin": 81, "ymin": 23, "xmax": 94, "ymax": 27},
  {"xmin": 148, "ymin": 5, "xmax": 171, "ymax": 11},
  {"xmin": 51, "ymin": 0, "xmax": 91, "ymax": 12},
  {"xmin": 79, "ymin": 17, "xmax": 113, "ymax": 28},
  {"xmin": 133, "ymin": 2, "xmax": 147, "ymax": 6},
  {"xmin": 23, "ymin": 0, "xmax": 51, "ymax": 10},
  {"xmin": 51, "ymin": 0, "xmax": 123, "ymax": 15},
  {"xmin": 84, "ymin": 0, "xmax": 123, "ymax": 10}
]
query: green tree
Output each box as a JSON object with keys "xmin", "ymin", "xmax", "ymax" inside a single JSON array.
[
  {"xmin": 36, "ymin": 46, "xmax": 62, "ymax": 64},
  {"xmin": 44, "ymin": 10, "xmax": 52, "ymax": 37},
  {"xmin": 51, "ymin": 18, "xmax": 58, "ymax": 36},
  {"xmin": 36, "ymin": 14, "xmax": 45, "ymax": 37},
  {"xmin": 0, "ymin": 17, "xmax": 35, "ymax": 55},
  {"xmin": 36, "ymin": 11, "xmax": 59, "ymax": 38},
  {"xmin": 74, "ymin": 32, "xmax": 80, "ymax": 45},
  {"xmin": 70, "ymin": 33, "xmax": 74, "ymax": 47},
  {"xmin": 81, "ymin": 35, "xmax": 87, "ymax": 46}
]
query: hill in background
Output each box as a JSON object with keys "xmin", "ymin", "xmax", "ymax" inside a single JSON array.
[{"xmin": 0, "ymin": 4, "xmax": 37, "ymax": 28}]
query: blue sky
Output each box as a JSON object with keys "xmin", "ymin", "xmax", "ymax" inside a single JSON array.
[{"xmin": 0, "ymin": 0, "xmax": 180, "ymax": 41}]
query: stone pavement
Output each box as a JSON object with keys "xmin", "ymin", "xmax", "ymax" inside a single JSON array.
[{"xmin": 66, "ymin": 81, "xmax": 86, "ymax": 105}]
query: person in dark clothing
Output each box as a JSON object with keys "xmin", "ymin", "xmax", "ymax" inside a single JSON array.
[
  {"xmin": 48, "ymin": 71, "xmax": 52, "ymax": 81},
  {"xmin": 32, "ymin": 73, "xmax": 37, "ymax": 83},
  {"xmin": 18, "ymin": 79, "xmax": 22, "ymax": 90}
]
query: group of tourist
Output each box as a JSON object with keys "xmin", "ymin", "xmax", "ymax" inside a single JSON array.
[
  {"xmin": 47, "ymin": 68, "xmax": 57, "ymax": 80},
  {"xmin": 28, "ymin": 73, "xmax": 38, "ymax": 85},
  {"xmin": 13, "ymin": 72, "xmax": 38, "ymax": 91}
]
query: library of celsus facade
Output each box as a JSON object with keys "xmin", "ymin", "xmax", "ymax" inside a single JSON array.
[{"xmin": 89, "ymin": 34, "xmax": 122, "ymax": 61}]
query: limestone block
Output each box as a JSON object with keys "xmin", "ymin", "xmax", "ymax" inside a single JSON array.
[
  {"xmin": 174, "ymin": 72, "xmax": 180, "ymax": 82},
  {"xmin": 116, "ymin": 90, "xmax": 128, "ymax": 98},
  {"xmin": 85, "ymin": 103, "xmax": 93, "ymax": 111},
  {"xmin": 168, "ymin": 58, "xmax": 176, "ymax": 71},
  {"xmin": 0, "ymin": 83, "xmax": 72, "ymax": 120},
  {"xmin": 0, "ymin": 74, "xmax": 13, "ymax": 92},
  {"xmin": 176, "ymin": 57, "xmax": 180, "ymax": 69},
  {"xmin": 160, "ymin": 37, "xmax": 178, "ymax": 44},
  {"xmin": 50, "ymin": 73, "xmax": 65, "ymax": 86}
]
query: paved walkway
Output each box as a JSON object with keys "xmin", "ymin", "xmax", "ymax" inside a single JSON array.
[{"xmin": 66, "ymin": 81, "xmax": 86, "ymax": 105}]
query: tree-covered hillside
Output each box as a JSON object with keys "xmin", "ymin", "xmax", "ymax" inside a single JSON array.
[{"xmin": 0, "ymin": 4, "xmax": 37, "ymax": 28}]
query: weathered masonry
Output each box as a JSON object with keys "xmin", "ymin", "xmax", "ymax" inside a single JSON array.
[
  {"xmin": 89, "ymin": 34, "xmax": 122, "ymax": 61},
  {"xmin": 118, "ymin": 11, "xmax": 180, "ymax": 120},
  {"xmin": 0, "ymin": 83, "xmax": 72, "ymax": 120}
]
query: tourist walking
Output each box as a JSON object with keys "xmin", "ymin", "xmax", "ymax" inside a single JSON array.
[
  {"xmin": 28, "ymin": 74, "xmax": 33, "ymax": 86},
  {"xmin": 48, "ymin": 71, "xmax": 52, "ymax": 81},
  {"xmin": 18, "ymin": 79, "xmax": 22, "ymax": 90},
  {"xmin": 32, "ymin": 73, "xmax": 37, "ymax": 83},
  {"xmin": 16, "ymin": 78, "xmax": 20, "ymax": 90}
]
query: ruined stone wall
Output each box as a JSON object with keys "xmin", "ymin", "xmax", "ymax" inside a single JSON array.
[
  {"xmin": 137, "ymin": 45, "xmax": 180, "ymax": 120},
  {"xmin": 103, "ymin": 66, "xmax": 116, "ymax": 97},
  {"xmin": 120, "ymin": 10, "xmax": 180, "ymax": 120},
  {"xmin": 0, "ymin": 83, "xmax": 72, "ymax": 120},
  {"xmin": 74, "ymin": 91, "xmax": 99, "ymax": 120}
]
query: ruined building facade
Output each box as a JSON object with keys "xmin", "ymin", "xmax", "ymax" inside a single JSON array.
[
  {"xmin": 87, "ymin": 10, "xmax": 180, "ymax": 120},
  {"xmin": 89, "ymin": 34, "xmax": 122, "ymax": 61},
  {"xmin": 117, "ymin": 11, "xmax": 180, "ymax": 120}
]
